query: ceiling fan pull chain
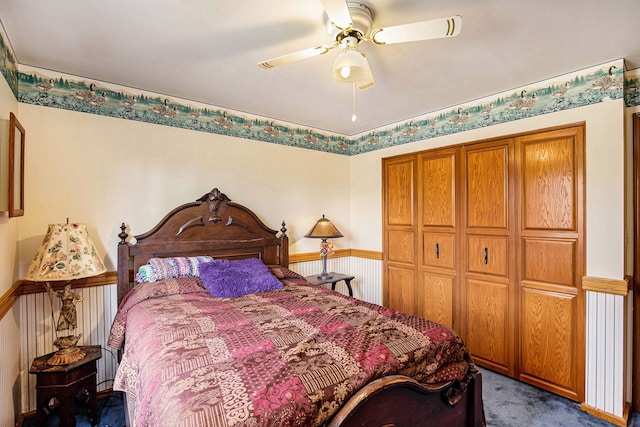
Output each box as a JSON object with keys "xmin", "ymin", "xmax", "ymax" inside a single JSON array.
[{"xmin": 352, "ymin": 82, "xmax": 357, "ymax": 122}]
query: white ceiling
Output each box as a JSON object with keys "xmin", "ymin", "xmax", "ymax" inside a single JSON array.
[{"xmin": 1, "ymin": 0, "xmax": 639, "ymax": 135}]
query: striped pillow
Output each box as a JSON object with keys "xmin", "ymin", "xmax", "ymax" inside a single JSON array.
[{"xmin": 135, "ymin": 256, "xmax": 213, "ymax": 283}]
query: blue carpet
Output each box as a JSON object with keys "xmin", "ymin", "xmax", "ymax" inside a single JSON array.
[
  {"xmin": 482, "ymin": 368, "xmax": 640, "ymax": 427},
  {"xmin": 20, "ymin": 372, "xmax": 640, "ymax": 426},
  {"xmin": 22, "ymin": 393, "xmax": 125, "ymax": 427}
]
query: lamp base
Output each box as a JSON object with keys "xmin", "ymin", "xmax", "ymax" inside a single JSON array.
[
  {"xmin": 47, "ymin": 346, "xmax": 86, "ymax": 366},
  {"xmin": 48, "ymin": 334, "xmax": 85, "ymax": 365}
]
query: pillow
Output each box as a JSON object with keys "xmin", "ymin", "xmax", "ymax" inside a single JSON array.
[
  {"xmin": 200, "ymin": 258, "xmax": 283, "ymax": 298},
  {"xmin": 135, "ymin": 256, "xmax": 213, "ymax": 283},
  {"xmin": 268, "ymin": 264, "xmax": 305, "ymax": 280},
  {"xmin": 135, "ymin": 265, "xmax": 156, "ymax": 283}
]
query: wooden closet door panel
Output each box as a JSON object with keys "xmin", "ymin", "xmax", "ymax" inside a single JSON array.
[
  {"xmin": 520, "ymin": 288, "xmax": 579, "ymax": 400},
  {"xmin": 385, "ymin": 159, "xmax": 415, "ymax": 226},
  {"xmin": 420, "ymin": 231, "xmax": 457, "ymax": 328},
  {"xmin": 383, "ymin": 156, "xmax": 418, "ymax": 312},
  {"xmin": 465, "ymin": 278, "xmax": 510, "ymax": 372},
  {"xmin": 517, "ymin": 125, "xmax": 584, "ymax": 402},
  {"xmin": 418, "ymin": 149, "xmax": 459, "ymax": 330},
  {"xmin": 465, "ymin": 146, "xmax": 509, "ymax": 229},
  {"xmin": 521, "ymin": 134, "xmax": 576, "ymax": 230},
  {"xmin": 421, "ymin": 272, "xmax": 454, "ymax": 329},
  {"xmin": 462, "ymin": 139, "xmax": 515, "ymax": 376},
  {"xmin": 387, "ymin": 231, "xmax": 415, "ymax": 264},
  {"xmin": 466, "ymin": 235, "xmax": 508, "ymax": 276},
  {"xmin": 421, "ymin": 152, "xmax": 456, "ymax": 227},
  {"xmin": 522, "ymin": 238, "xmax": 575, "ymax": 288},
  {"xmin": 387, "ymin": 265, "xmax": 416, "ymax": 315},
  {"xmin": 422, "ymin": 232, "xmax": 455, "ymax": 269}
]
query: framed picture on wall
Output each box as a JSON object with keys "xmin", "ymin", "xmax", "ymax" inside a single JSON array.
[
  {"xmin": 0, "ymin": 118, "xmax": 7, "ymax": 213},
  {"xmin": 8, "ymin": 112, "xmax": 24, "ymax": 217}
]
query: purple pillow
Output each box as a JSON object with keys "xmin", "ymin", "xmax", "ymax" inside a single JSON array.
[{"xmin": 200, "ymin": 258, "xmax": 284, "ymax": 298}]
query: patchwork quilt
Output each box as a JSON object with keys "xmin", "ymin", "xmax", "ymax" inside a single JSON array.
[{"xmin": 108, "ymin": 270, "xmax": 473, "ymax": 426}]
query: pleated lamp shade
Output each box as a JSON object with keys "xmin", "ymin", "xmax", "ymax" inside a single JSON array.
[{"xmin": 25, "ymin": 223, "xmax": 106, "ymax": 282}]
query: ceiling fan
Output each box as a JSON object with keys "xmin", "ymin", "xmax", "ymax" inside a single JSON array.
[{"xmin": 257, "ymin": 0, "xmax": 462, "ymax": 90}]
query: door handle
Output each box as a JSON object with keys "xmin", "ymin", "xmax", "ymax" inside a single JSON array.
[
  {"xmin": 484, "ymin": 247, "xmax": 489, "ymax": 265},
  {"xmin": 435, "ymin": 243, "xmax": 440, "ymax": 259}
]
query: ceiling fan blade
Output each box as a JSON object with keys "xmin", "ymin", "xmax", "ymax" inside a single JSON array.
[
  {"xmin": 258, "ymin": 45, "xmax": 333, "ymax": 69},
  {"xmin": 320, "ymin": 0, "xmax": 352, "ymax": 31},
  {"xmin": 371, "ymin": 15, "xmax": 462, "ymax": 45},
  {"xmin": 358, "ymin": 54, "xmax": 375, "ymax": 90}
]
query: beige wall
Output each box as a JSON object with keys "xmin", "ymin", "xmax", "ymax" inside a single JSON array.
[
  {"xmin": 0, "ymin": 75, "xmax": 21, "ymax": 426},
  {"xmin": 16, "ymin": 104, "xmax": 352, "ymax": 275}
]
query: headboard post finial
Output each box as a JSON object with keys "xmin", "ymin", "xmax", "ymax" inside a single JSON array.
[
  {"xmin": 117, "ymin": 222, "xmax": 131, "ymax": 305},
  {"xmin": 280, "ymin": 221, "xmax": 287, "ymax": 237},
  {"xmin": 197, "ymin": 187, "xmax": 232, "ymax": 223},
  {"xmin": 197, "ymin": 187, "xmax": 231, "ymax": 203},
  {"xmin": 118, "ymin": 223, "xmax": 128, "ymax": 245}
]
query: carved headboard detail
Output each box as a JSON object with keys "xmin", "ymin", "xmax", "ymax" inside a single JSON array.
[{"xmin": 117, "ymin": 187, "xmax": 289, "ymax": 304}]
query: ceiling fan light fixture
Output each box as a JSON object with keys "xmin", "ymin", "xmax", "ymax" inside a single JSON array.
[
  {"xmin": 258, "ymin": 2, "xmax": 460, "ymax": 94},
  {"xmin": 332, "ymin": 37, "xmax": 367, "ymax": 83}
]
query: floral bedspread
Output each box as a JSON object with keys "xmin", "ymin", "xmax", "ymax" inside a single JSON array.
[{"xmin": 108, "ymin": 271, "xmax": 472, "ymax": 427}]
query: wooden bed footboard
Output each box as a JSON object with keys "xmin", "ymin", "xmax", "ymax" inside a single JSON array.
[
  {"xmin": 328, "ymin": 369, "xmax": 484, "ymax": 427},
  {"xmin": 120, "ymin": 370, "xmax": 484, "ymax": 427}
]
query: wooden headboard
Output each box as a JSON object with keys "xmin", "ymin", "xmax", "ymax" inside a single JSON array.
[{"xmin": 116, "ymin": 187, "xmax": 288, "ymax": 304}]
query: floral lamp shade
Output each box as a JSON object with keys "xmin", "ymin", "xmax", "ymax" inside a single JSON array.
[{"xmin": 25, "ymin": 223, "xmax": 106, "ymax": 282}]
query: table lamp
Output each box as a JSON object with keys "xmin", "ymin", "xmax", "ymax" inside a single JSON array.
[
  {"xmin": 24, "ymin": 221, "xmax": 106, "ymax": 365},
  {"xmin": 305, "ymin": 215, "xmax": 343, "ymax": 280}
]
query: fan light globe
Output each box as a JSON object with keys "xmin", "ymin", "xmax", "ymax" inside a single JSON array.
[{"xmin": 332, "ymin": 38, "xmax": 367, "ymax": 82}]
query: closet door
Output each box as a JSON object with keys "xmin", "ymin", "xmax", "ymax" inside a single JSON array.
[
  {"xmin": 462, "ymin": 139, "xmax": 517, "ymax": 376},
  {"xmin": 417, "ymin": 149, "xmax": 458, "ymax": 329},
  {"xmin": 517, "ymin": 126, "xmax": 585, "ymax": 401},
  {"xmin": 383, "ymin": 155, "xmax": 417, "ymax": 315}
]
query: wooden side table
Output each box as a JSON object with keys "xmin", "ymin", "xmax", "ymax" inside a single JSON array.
[
  {"xmin": 305, "ymin": 272, "xmax": 355, "ymax": 297},
  {"xmin": 29, "ymin": 345, "xmax": 102, "ymax": 427}
]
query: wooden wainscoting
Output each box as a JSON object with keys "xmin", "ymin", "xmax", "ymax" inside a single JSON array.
[{"xmin": 580, "ymin": 275, "xmax": 631, "ymax": 424}]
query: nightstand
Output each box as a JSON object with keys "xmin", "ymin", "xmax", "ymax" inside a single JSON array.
[
  {"xmin": 305, "ymin": 272, "xmax": 355, "ymax": 297},
  {"xmin": 29, "ymin": 345, "xmax": 102, "ymax": 427}
]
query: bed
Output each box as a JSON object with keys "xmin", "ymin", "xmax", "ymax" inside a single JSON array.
[{"xmin": 109, "ymin": 187, "xmax": 485, "ymax": 426}]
